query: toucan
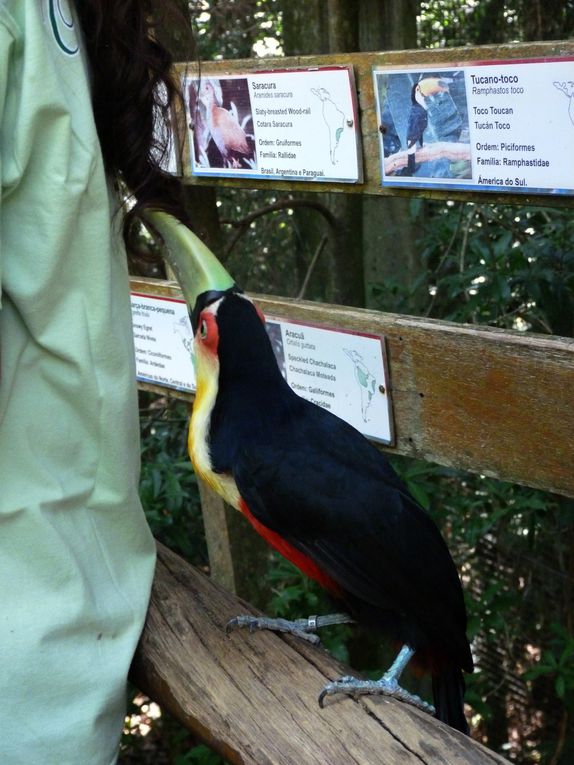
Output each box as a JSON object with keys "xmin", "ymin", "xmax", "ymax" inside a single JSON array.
[
  {"xmin": 405, "ymin": 77, "xmax": 453, "ymax": 175},
  {"xmin": 405, "ymin": 82, "xmax": 428, "ymax": 175},
  {"xmin": 146, "ymin": 211, "xmax": 473, "ymax": 733}
]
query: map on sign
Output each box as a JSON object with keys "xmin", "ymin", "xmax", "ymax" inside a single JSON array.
[
  {"xmin": 374, "ymin": 57, "xmax": 574, "ymax": 195},
  {"xmin": 182, "ymin": 66, "xmax": 362, "ymax": 183},
  {"xmin": 131, "ymin": 294, "xmax": 393, "ymax": 444}
]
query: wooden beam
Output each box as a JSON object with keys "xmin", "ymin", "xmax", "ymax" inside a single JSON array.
[
  {"xmin": 130, "ymin": 542, "xmax": 509, "ymax": 765},
  {"xmin": 173, "ymin": 41, "xmax": 574, "ymax": 208},
  {"xmin": 131, "ymin": 277, "xmax": 574, "ymax": 498}
]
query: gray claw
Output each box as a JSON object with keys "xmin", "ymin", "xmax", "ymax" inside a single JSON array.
[
  {"xmin": 319, "ymin": 675, "xmax": 435, "ymax": 714},
  {"xmin": 225, "ymin": 615, "xmax": 321, "ymax": 644},
  {"xmin": 225, "ymin": 615, "xmax": 267, "ymax": 635}
]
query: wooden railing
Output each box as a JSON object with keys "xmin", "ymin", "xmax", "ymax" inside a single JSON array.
[{"xmin": 131, "ymin": 277, "xmax": 574, "ymax": 500}]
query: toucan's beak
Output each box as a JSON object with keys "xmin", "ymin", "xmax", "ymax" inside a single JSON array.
[{"xmin": 144, "ymin": 210, "xmax": 236, "ymax": 309}]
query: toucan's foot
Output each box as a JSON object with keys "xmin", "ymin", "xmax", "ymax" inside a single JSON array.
[
  {"xmin": 226, "ymin": 615, "xmax": 321, "ymax": 644},
  {"xmin": 319, "ymin": 645, "xmax": 434, "ymax": 713},
  {"xmin": 225, "ymin": 613, "xmax": 354, "ymax": 646},
  {"xmin": 318, "ymin": 674, "xmax": 435, "ymax": 714}
]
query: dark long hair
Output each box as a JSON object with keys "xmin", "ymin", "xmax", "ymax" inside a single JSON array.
[{"xmin": 75, "ymin": 1, "xmax": 193, "ymax": 246}]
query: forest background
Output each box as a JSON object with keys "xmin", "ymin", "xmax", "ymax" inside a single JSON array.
[{"xmin": 120, "ymin": 1, "xmax": 574, "ymax": 763}]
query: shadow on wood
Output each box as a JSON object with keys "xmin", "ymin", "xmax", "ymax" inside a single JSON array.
[{"xmin": 130, "ymin": 542, "xmax": 509, "ymax": 765}]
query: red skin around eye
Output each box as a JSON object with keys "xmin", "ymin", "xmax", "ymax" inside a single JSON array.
[{"xmin": 197, "ymin": 311, "xmax": 219, "ymax": 355}]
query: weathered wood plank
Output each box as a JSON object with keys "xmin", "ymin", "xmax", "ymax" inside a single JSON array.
[
  {"xmin": 130, "ymin": 542, "xmax": 508, "ymax": 765},
  {"xmin": 131, "ymin": 277, "xmax": 574, "ymax": 498},
  {"xmin": 174, "ymin": 41, "xmax": 574, "ymax": 208}
]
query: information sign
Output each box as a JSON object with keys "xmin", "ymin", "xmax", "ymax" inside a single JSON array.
[
  {"xmin": 267, "ymin": 318, "xmax": 393, "ymax": 444},
  {"xmin": 374, "ymin": 57, "xmax": 574, "ymax": 195},
  {"xmin": 131, "ymin": 294, "xmax": 196, "ymax": 393},
  {"xmin": 131, "ymin": 294, "xmax": 393, "ymax": 443},
  {"xmin": 183, "ymin": 66, "xmax": 362, "ymax": 183}
]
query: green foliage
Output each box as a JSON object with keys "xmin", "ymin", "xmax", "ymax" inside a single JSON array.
[
  {"xmin": 369, "ymin": 202, "xmax": 574, "ymax": 340},
  {"xmin": 139, "ymin": 395, "xmax": 207, "ymax": 565},
  {"xmin": 120, "ymin": 690, "xmax": 226, "ymax": 765},
  {"xmin": 423, "ymin": 203, "xmax": 574, "ymax": 334},
  {"xmin": 217, "ymin": 189, "xmax": 300, "ymax": 297},
  {"xmin": 187, "ymin": 744, "xmax": 225, "ymax": 765},
  {"xmin": 418, "ymin": 0, "xmax": 574, "ymax": 48},
  {"xmin": 191, "ymin": 0, "xmax": 282, "ymax": 60},
  {"xmin": 525, "ymin": 624, "xmax": 574, "ymax": 707}
]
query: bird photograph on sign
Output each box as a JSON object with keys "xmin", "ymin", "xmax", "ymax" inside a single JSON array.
[
  {"xmin": 376, "ymin": 69, "xmax": 472, "ymax": 180},
  {"xmin": 186, "ymin": 76, "xmax": 257, "ymax": 171}
]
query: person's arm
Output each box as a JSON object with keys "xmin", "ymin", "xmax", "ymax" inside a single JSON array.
[{"xmin": 0, "ymin": 16, "xmax": 15, "ymax": 311}]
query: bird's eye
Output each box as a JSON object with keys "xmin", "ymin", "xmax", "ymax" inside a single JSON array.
[{"xmin": 200, "ymin": 320, "xmax": 208, "ymax": 339}]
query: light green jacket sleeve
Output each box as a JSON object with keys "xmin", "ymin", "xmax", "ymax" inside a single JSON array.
[
  {"xmin": 0, "ymin": 4, "xmax": 155, "ymax": 764},
  {"xmin": 0, "ymin": 16, "xmax": 15, "ymax": 307}
]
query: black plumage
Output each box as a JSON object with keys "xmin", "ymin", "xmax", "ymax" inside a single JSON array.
[{"xmin": 406, "ymin": 82, "xmax": 428, "ymax": 175}]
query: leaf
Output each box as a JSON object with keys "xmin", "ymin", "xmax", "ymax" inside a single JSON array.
[
  {"xmin": 407, "ymin": 482, "xmax": 431, "ymax": 510},
  {"xmin": 152, "ymin": 468, "xmax": 163, "ymax": 498},
  {"xmin": 493, "ymin": 230, "xmax": 513, "ymax": 257}
]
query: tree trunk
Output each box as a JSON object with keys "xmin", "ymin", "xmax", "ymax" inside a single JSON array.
[
  {"xmin": 282, "ymin": 1, "xmax": 329, "ymax": 56},
  {"xmin": 359, "ymin": 0, "xmax": 426, "ymax": 313},
  {"xmin": 325, "ymin": 0, "xmax": 365, "ymax": 307},
  {"xmin": 282, "ymin": 0, "xmax": 365, "ymax": 307}
]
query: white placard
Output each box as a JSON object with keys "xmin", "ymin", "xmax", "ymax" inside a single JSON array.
[
  {"xmin": 374, "ymin": 57, "xmax": 574, "ymax": 195},
  {"xmin": 183, "ymin": 67, "xmax": 362, "ymax": 183},
  {"xmin": 266, "ymin": 318, "xmax": 393, "ymax": 444},
  {"xmin": 131, "ymin": 294, "xmax": 393, "ymax": 443},
  {"xmin": 131, "ymin": 294, "xmax": 195, "ymax": 392}
]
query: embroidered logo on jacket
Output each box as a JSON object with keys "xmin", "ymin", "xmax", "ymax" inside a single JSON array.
[{"xmin": 47, "ymin": 0, "xmax": 79, "ymax": 56}]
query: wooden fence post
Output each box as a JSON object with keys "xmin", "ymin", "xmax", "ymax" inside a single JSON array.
[{"xmin": 198, "ymin": 479, "xmax": 272, "ymax": 605}]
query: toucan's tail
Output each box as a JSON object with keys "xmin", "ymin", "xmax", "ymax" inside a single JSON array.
[{"xmin": 432, "ymin": 667, "xmax": 469, "ymax": 734}]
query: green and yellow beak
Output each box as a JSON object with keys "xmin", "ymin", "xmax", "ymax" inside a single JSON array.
[{"xmin": 144, "ymin": 210, "xmax": 236, "ymax": 313}]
